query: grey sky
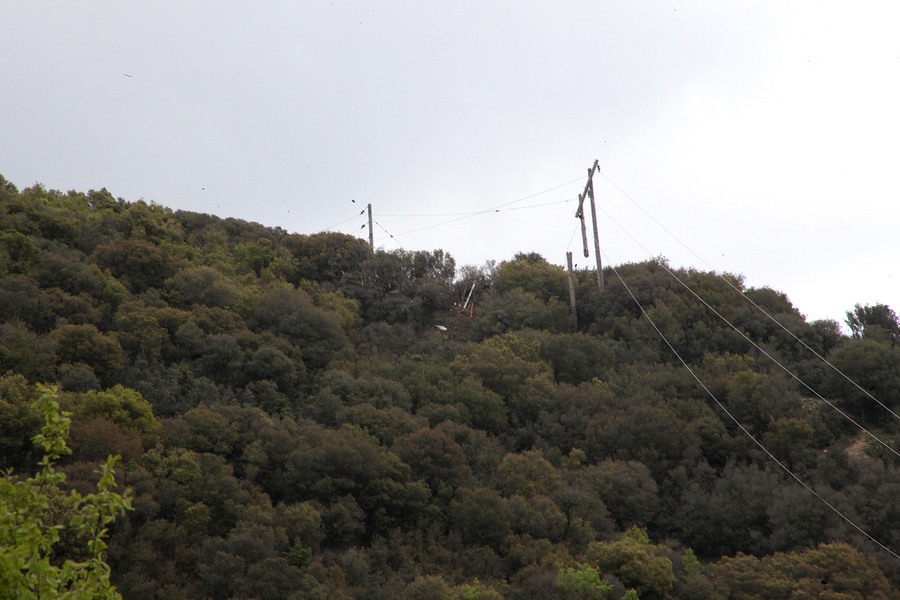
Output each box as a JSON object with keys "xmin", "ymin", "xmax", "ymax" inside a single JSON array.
[{"xmin": 2, "ymin": 2, "xmax": 899, "ymax": 324}]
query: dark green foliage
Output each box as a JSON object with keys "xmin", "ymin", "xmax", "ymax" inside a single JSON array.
[
  {"xmin": 675, "ymin": 462, "xmax": 782, "ymax": 557},
  {"xmin": 250, "ymin": 285, "xmax": 348, "ymax": 370},
  {"xmin": 470, "ymin": 288, "xmax": 571, "ymax": 339},
  {"xmin": 393, "ymin": 428, "xmax": 471, "ymax": 493},
  {"xmin": 533, "ymin": 331, "xmax": 622, "ymax": 385},
  {"xmin": 0, "ymin": 276, "xmax": 102, "ymax": 332},
  {"xmin": 451, "ymin": 333, "xmax": 555, "ymax": 430},
  {"xmin": 94, "ymin": 239, "xmax": 182, "ymax": 293},
  {"xmin": 281, "ymin": 231, "xmax": 371, "ymax": 285},
  {"xmin": 494, "ymin": 252, "xmax": 568, "ymax": 303},
  {"xmin": 0, "ymin": 375, "xmax": 42, "ymax": 471},
  {"xmin": 825, "ymin": 337, "xmax": 900, "ymax": 423},
  {"xmin": 0, "ymin": 230, "xmax": 40, "ymax": 275},
  {"xmin": 341, "ymin": 249, "xmax": 456, "ymax": 328},
  {"xmin": 0, "ymin": 322, "xmax": 57, "ymax": 381},
  {"xmin": 585, "ymin": 528, "xmax": 676, "ymax": 599},
  {"xmin": 165, "ymin": 266, "xmax": 240, "ymax": 308},
  {"xmin": 33, "ymin": 244, "xmax": 108, "ymax": 299},
  {"xmin": 3, "ymin": 178, "xmax": 900, "ymax": 598},
  {"xmin": 585, "ymin": 403, "xmax": 698, "ymax": 482},
  {"xmin": 282, "ymin": 423, "xmax": 429, "ymax": 537},
  {"xmin": 847, "ymin": 303, "xmax": 900, "ymax": 344},
  {"xmin": 337, "ymin": 404, "xmax": 427, "ymax": 446},
  {"xmin": 496, "ymin": 450, "xmax": 561, "ymax": 498},
  {"xmin": 583, "ymin": 460, "xmax": 659, "ymax": 529},
  {"xmin": 812, "ymin": 318, "xmax": 844, "ymax": 354},
  {"xmin": 450, "ymin": 487, "xmax": 511, "ymax": 549},
  {"xmin": 52, "ymin": 324, "xmax": 123, "ymax": 385},
  {"xmin": 710, "ymin": 542, "xmax": 895, "ymax": 599}
]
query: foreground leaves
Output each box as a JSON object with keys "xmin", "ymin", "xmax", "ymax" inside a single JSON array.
[{"xmin": 0, "ymin": 385, "xmax": 132, "ymax": 599}]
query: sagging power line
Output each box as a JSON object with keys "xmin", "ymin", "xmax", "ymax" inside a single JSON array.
[{"xmin": 604, "ymin": 253, "xmax": 900, "ymax": 561}]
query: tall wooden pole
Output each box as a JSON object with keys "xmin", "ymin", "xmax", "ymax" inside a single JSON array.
[
  {"xmin": 574, "ymin": 160, "xmax": 603, "ymax": 293},
  {"xmin": 577, "ymin": 194, "xmax": 589, "ymax": 258},
  {"xmin": 367, "ymin": 203, "xmax": 374, "ymax": 250},
  {"xmin": 587, "ymin": 166, "xmax": 604, "ymax": 291},
  {"xmin": 566, "ymin": 251, "xmax": 578, "ymax": 332}
]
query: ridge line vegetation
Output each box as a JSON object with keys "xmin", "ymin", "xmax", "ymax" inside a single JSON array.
[{"xmin": 1, "ymin": 175, "xmax": 899, "ymax": 599}]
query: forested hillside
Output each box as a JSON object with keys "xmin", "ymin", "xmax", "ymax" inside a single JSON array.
[{"xmin": 1, "ymin": 175, "xmax": 899, "ymax": 599}]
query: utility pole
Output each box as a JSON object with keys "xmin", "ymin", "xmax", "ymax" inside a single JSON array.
[
  {"xmin": 579, "ymin": 193, "xmax": 589, "ymax": 258},
  {"xmin": 367, "ymin": 203, "xmax": 374, "ymax": 250},
  {"xmin": 575, "ymin": 160, "xmax": 604, "ymax": 293},
  {"xmin": 587, "ymin": 164, "xmax": 604, "ymax": 291},
  {"xmin": 566, "ymin": 251, "xmax": 578, "ymax": 332}
]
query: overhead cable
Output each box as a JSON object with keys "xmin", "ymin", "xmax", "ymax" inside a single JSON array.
[
  {"xmin": 373, "ymin": 219, "xmax": 404, "ymax": 250},
  {"xmin": 599, "ymin": 170, "xmax": 900, "ymax": 424},
  {"xmin": 374, "ymin": 175, "xmax": 584, "ymax": 239},
  {"xmin": 597, "ymin": 204, "xmax": 900, "ymax": 460},
  {"xmin": 324, "ymin": 209, "xmax": 366, "ymax": 232},
  {"xmin": 605, "ymin": 255, "xmax": 900, "ymax": 561},
  {"xmin": 379, "ymin": 198, "xmax": 573, "ymax": 219}
]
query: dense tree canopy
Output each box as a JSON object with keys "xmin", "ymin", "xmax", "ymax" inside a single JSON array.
[{"xmin": 1, "ymin": 177, "xmax": 899, "ymax": 599}]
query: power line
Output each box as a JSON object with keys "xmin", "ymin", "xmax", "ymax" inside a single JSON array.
[
  {"xmin": 324, "ymin": 209, "xmax": 366, "ymax": 232},
  {"xmin": 373, "ymin": 219, "xmax": 404, "ymax": 250},
  {"xmin": 492, "ymin": 175, "xmax": 584, "ymax": 210},
  {"xmin": 379, "ymin": 197, "xmax": 576, "ymax": 239},
  {"xmin": 566, "ymin": 219, "xmax": 581, "ymax": 254},
  {"xmin": 507, "ymin": 198, "xmax": 574, "ymax": 212},
  {"xmin": 605, "ymin": 256, "xmax": 900, "ymax": 562},
  {"xmin": 600, "ymin": 170, "xmax": 900, "ymax": 425},
  {"xmin": 371, "ymin": 175, "xmax": 584, "ymax": 239},
  {"xmin": 598, "ymin": 203, "xmax": 900, "ymax": 460},
  {"xmin": 379, "ymin": 197, "xmax": 574, "ymax": 218}
]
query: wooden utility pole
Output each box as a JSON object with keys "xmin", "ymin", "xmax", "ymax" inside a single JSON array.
[
  {"xmin": 367, "ymin": 203, "xmax": 374, "ymax": 250},
  {"xmin": 578, "ymin": 193, "xmax": 589, "ymax": 258},
  {"xmin": 587, "ymin": 166, "xmax": 604, "ymax": 291},
  {"xmin": 566, "ymin": 251, "xmax": 578, "ymax": 332},
  {"xmin": 575, "ymin": 160, "xmax": 604, "ymax": 293}
]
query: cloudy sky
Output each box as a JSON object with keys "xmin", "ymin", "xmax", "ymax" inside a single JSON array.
[{"xmin": 3, "ymin": 2, "xmax": 899, "ymax": 324}]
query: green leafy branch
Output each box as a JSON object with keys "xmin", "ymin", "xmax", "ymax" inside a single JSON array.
[{"xmin": 0, "ymin": 384, "xmax": 132, "ymax": 599}]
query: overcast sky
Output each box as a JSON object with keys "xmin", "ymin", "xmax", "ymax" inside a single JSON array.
[{"xmin": 3, "ymin": 2, "xmax": 899, "ymax": 324}]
